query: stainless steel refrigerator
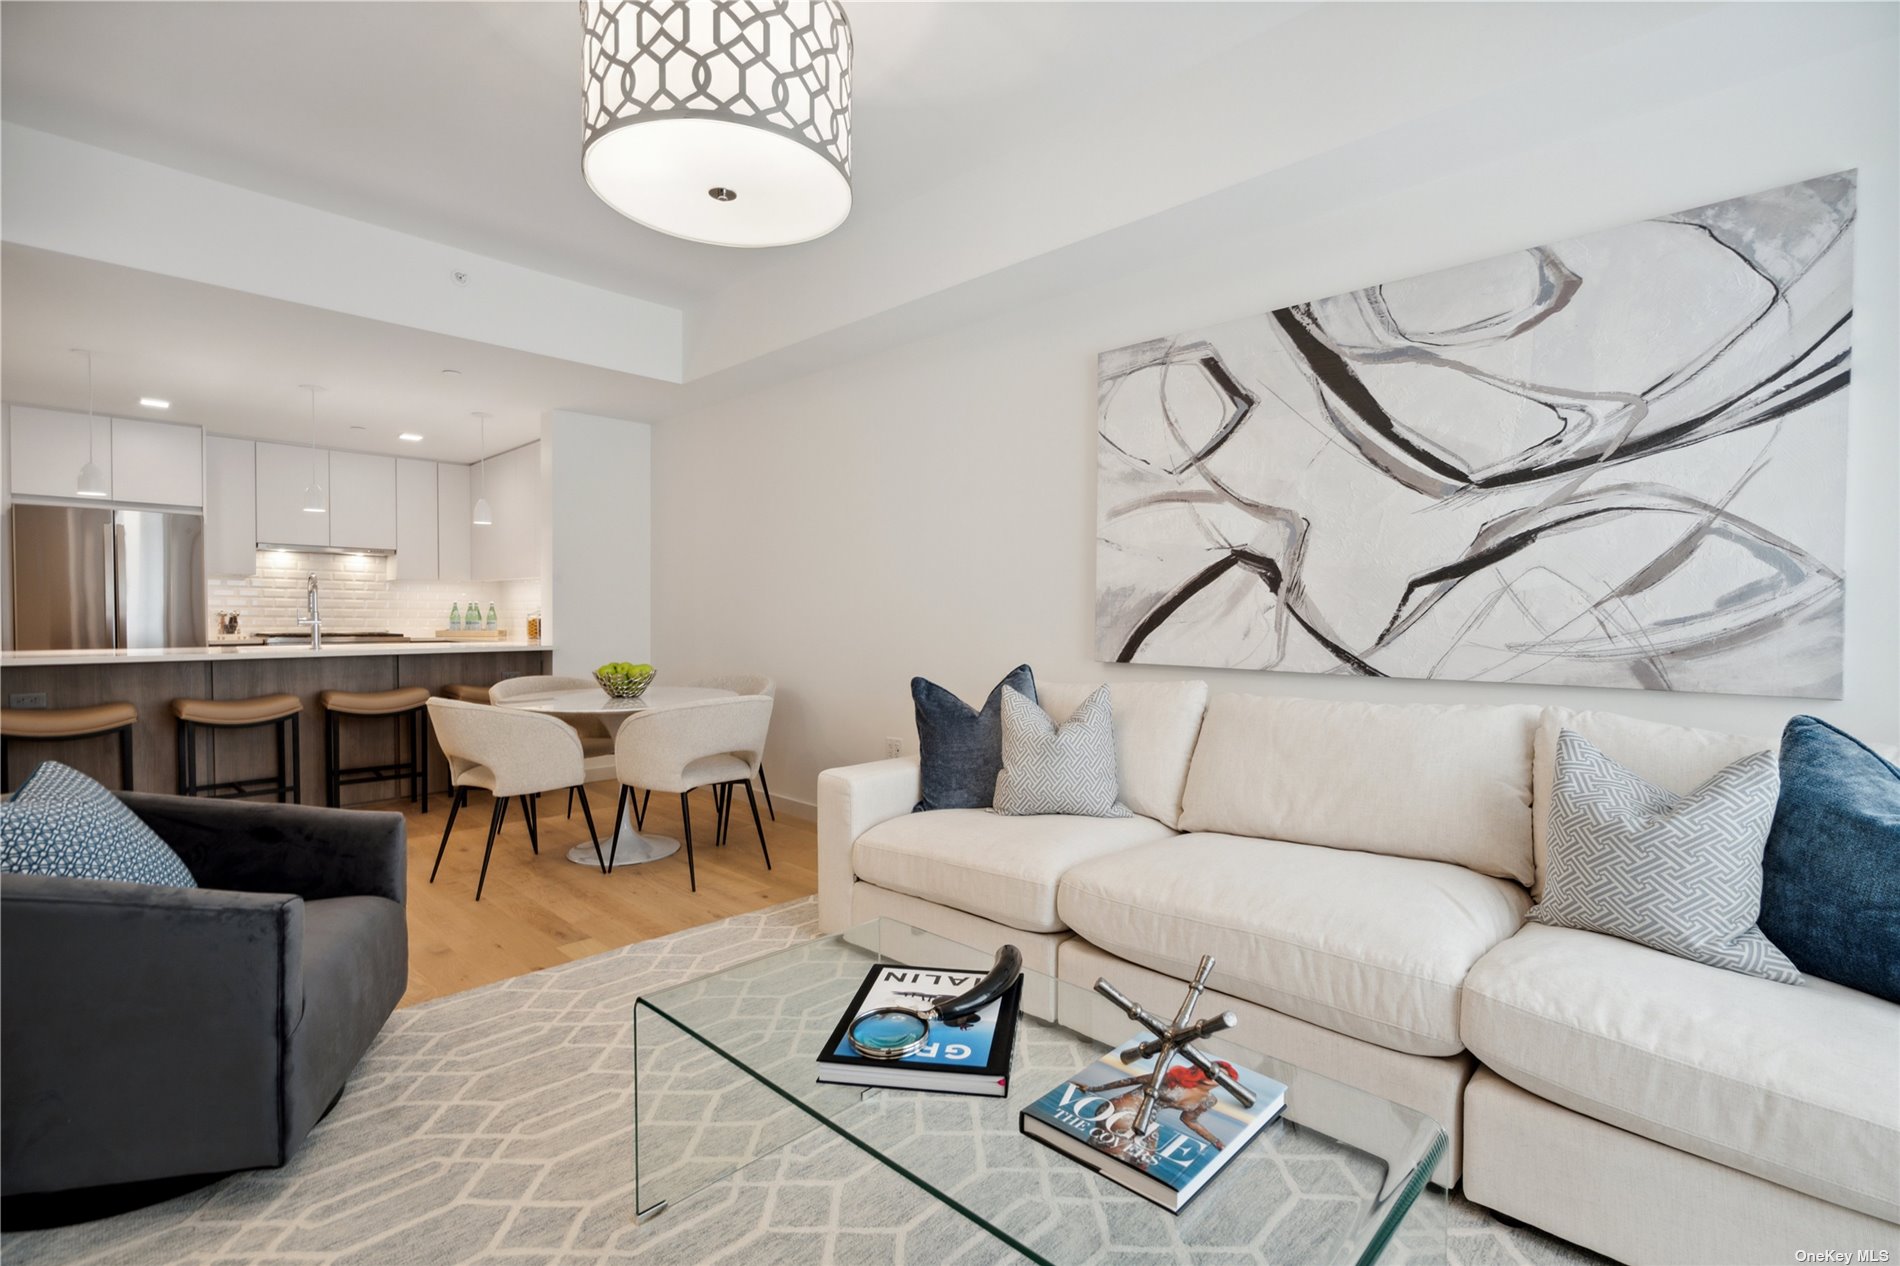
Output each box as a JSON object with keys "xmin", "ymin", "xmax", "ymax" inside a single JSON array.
[{"xmin": 10, "ymin": 505, "xmax": 206, "ymax": 650}]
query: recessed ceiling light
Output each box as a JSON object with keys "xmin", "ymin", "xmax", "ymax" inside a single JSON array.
[
  {"xmin": 398, "ymin": 432, "xmax": 424, "ymax": 442},
  {"xmin": 139, "ymin": 397, "xmax": 170, "ymax": 409}
]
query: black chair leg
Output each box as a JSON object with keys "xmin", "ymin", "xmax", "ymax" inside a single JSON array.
[
  {"xmin": 290, "ymin": 714, "xmax": 302, "ymax": 804},
  {"xmin": 432, "ymin": 787, "xmax": 466, "ymax": 882},
  {"xmin": 524, "ymin": 794, "xmax": 540, "ymax": 854},
  {"xmin": 325, "ymin": 712, "xmax": 339, "ymax": 807},
  {"xmin": 714, "ymin": 784, "xmax": 727, "ymax": 847},
  {"xmin": 476, "ymin": 796, "xmax": 509, "ymax": 901},
  {"xmin": 175, "ymin": 722, "xmax": 188, "ymax": 795},
  {"xmin": 759, "ymin": 764, "xmax": 775, "ymax": 821},
  {"xmin": 566, "ymin": 787, "xmax": 574, "ymax": 819},
  {"xmin": 610, "ymin": 786, "xmax": 629, "ymax": 870},
  {"xmin": 679, "ymin": 792, "xmax": 697, "ymax": 892},
  {"xmin": 186, "ymin": 720, "xmax": 199, "ymax": 796},
  {"xmin": 634, "ymin": 788, "xmax": 649, "ymax": 830},
  {"xmin": 275, "ymin": 719, "xmax": 288, "ymax": 803},
  {"xmin": 575, "ymin": 785, "xmax": 604, "ymax": 873},
  {"xmin": 117, "ymin": 726, "xmax": 134, "ymax": 791},
  {"xmin": 744, "ymin": 781, "xmax": 772, "ymax": 870}
]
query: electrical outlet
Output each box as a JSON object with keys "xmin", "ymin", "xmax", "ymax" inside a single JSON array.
[
  {"xmin": 9, "ymin": 693, "xmax": 48, "ymax": 709},
  {"xmin": 885, "ymin": 736, "xmax": 903, "ymax": 758}
]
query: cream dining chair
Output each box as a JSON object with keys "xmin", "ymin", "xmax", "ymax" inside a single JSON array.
[
  {"xmin": 487, "ymin": 675, "xmax": 617, "ymax": 819},
  {"xmin": 610, "ymin": 695, "xmax": 773, "ymax": 892},
  {"xmin": 690, "ymin": 674, "xmax": 778, "ymax": 820},
  {"xmin": 426, "ymin": 697, "xmax": 603, "ymax": 900}
]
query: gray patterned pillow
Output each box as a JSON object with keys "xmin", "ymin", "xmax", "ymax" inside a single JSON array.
[
  {"xmin": 1530, "ymin": 729, "xmax": 1797, "ymax": 982},
  {"xmin": 993, "ymin": 685, "xmax": 1131, "ymax": 818},
  {"xmin": 0, "ymin": 761, "xmax": 196, "ymax": 888}
]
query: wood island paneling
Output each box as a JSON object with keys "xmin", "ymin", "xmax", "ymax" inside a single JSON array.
[{"xmin": 1, "ymin": 649, "xmax": 551, "ymax": 802}]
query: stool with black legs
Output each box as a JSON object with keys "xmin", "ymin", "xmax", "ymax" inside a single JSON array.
[
  {"xmin": 320, "ymin": 686, "xmax": 431, "ymax": 813},
  {"xmin": 172, "ymin": 694, "xmax": 302, "ymax": 802},
  {"xmin": 0, "ymin": 703, "xmax": 139, "ymax": 793}
]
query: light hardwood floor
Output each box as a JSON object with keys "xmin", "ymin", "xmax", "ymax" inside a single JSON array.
[{"xmin": 379, "ymin": 779, "xmax": 816, "ymax": 1006}]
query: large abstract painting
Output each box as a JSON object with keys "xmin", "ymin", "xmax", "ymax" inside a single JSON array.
[{"xmin": 1096, "ymin": 173, "xmax": 1854, "ymax": 698}]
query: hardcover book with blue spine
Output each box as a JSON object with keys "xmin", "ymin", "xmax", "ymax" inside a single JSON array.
[{"xmin": 1020, "ymin": 1036, "xmax": 1287, "ymax": 1210}]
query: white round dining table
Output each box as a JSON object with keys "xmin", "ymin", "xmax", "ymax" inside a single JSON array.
[{"xmin": 494, "ymin": 684, "xmax": 735, "ymax": 870}]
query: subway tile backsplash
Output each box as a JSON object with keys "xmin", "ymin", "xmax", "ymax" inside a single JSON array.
[{"xmin": 207, "ymin": 550, "xmax": 541, "ymax": 639}]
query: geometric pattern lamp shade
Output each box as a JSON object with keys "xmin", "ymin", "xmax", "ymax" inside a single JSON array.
[{"xmin": 580, "ymin": 0, "xmax": 852, "ymax": 248}]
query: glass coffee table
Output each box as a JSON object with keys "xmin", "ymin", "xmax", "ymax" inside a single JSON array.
[{"xmin": 635, "ymin": 919, "xmax": 1447, "ymax": 1265}]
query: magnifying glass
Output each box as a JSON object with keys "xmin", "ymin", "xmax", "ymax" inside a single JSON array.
[{"xmin": 847, "ymin": 944, "xmax": 1024, "ymax": 1060}]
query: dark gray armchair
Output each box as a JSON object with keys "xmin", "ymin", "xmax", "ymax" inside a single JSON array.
[{"xmin": 1, "ymin": 793, "xmax": 408, "ymax": 1197}]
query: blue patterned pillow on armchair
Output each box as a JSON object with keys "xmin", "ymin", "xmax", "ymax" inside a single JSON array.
[{"xmin": 0, "ymin": 761, "xmax": 196, "ymax": 888}]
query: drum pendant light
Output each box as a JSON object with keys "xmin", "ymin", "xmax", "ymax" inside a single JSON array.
[
  {"xmin": 580, "ymin": 0, "xmax": 853, "ymax": 248},
  {"xmin": 72, "ymin": 348, "xmax": 108, "ymax": 498}
]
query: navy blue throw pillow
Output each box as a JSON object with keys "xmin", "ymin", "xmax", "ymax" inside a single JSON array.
[
  {"xmin": 912, "ymin": 665, "xmax": 1037, "ymax": 812},
  {"xmin": 0, "ymin": 760, "xmax": 197, "ymax": 888},
  {"xmin": 1759, "ymin": 716, "xmax": 1899, "ymax": 1003}
]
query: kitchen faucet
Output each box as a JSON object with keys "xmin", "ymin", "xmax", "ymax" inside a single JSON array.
[{"xmin": 297, "ymin": 572, "xmax": 322, "ymax": 651}]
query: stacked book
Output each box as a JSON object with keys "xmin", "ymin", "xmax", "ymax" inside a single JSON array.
[
  {"xmin": 816, "ymin": 962, "xmax": 1024, "ymax": 1096},
  {"xmin": 1020, "ymin": 1037, "xmax": 1287, "ymax": 1211}
]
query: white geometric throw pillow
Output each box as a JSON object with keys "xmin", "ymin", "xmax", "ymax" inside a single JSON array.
[
  {"xmin": 1529, "ymin": 729, "xmax": 1798, "ymax": 983},
  {"xmin": 993, "ymin": 685, "xmax": 1131, "ymax": 818}
]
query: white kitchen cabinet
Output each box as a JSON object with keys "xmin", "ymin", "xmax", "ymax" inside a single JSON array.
[
  {"xmin": 470, "ymin": 441, "xmax": 541, "ymax": 581},
  {"xmin": 328, "ymin": 451, "xmax": 397, "ymax": 550},
  {"xmin": 254, "ymin": 441, "xmax": 330, "ymax": 548},
  {"xmin": 203, "ymin": 436, "xmax": 257, "ymax": 575},
  {"xmin": 392, "ymin": 457, "xmax": 439, "ymax": 579},
  {"xmin": 7, "ymin": 405, "xmax": 111, "ymax": 499},
  {"xmin": 436, "ymin": 461, "xmax": 471, "ymax": 582},
  {"xmin": 109, "ymin": 417, "xmax": 203, "ymax": 506}
]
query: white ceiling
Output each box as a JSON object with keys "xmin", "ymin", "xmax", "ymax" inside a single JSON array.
[
  {"xmin": 0, "ymin": 1, "xmax": 1301, "ymax": 308},
  {"xmin": 0, "ymin": 244, "xmax": 679, "ymax": 460}
]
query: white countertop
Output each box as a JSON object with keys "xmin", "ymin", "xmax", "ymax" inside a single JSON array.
[{"xmin": 1, "ymin": 641, "xmax": 553, "ymax": 668}]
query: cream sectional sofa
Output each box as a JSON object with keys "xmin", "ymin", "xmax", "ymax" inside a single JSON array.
[{"xmin": 816, "ymin": 681, "xmax": 1900, "ymax": 1265}]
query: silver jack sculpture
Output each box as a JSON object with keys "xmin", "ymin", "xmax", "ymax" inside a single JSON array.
[{"xmin": 1093, "ymin": 955, "xmax": 1257, "ymax": 1136}]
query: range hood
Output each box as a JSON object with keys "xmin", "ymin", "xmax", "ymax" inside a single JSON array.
[{"xmin": 256, "ymin": 542, "xmax": 396, "ymax": 558}]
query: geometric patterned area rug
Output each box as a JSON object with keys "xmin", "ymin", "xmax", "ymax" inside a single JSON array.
[{"xmin": 2, "ymin": 898, "xmax": 1606, "ymax": 1266}]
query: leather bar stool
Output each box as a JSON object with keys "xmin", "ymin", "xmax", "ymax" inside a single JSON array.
[
  {"xmin": 0, "ymin": 702, "xmax": 138, "ymax": 793},
  {"xmin": 320, "ymin": 686, "xmax": 431, "ymax": 812},
  {"xmin": 172, "ymin": 694, "xmax": 302, "ymax": 802},
  {"xmin": 442, "ymin": 684, "xmax": 492, "ymax": 704}
]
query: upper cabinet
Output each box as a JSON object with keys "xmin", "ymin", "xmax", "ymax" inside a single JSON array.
[
  {"xmin": 328, "ymin": 451, "xmax": 397, "ymax": 550},
  {"xmin": 255, "ymin": 441, "xmax": 330, "ymax": 548},
  {"xmin": 8, "ymin": 405, "xmax": 114, "ymax": 500},
  {"xmin": 471, "ymin": 442, "xmax": 541, "ymax": 581},
  {"xmin": 110, "ymin": 418, "xmax": 203, "ymax": 506},
  {"xmin": 5, "ymin": 407, "xmax": 205, "ymax": 507},
  {"xmin": 203, "ymin": 436, "xmax": 257, "ymax": 576},
  {"xmin": 435, "ymin": 461, "xmax": 471, "ymax": 582},
  {"xmin": 392, "ymin": 457, "xmax": 439, "ymax": 580}
]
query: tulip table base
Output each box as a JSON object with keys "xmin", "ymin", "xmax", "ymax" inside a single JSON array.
[{"xmin": 566, "ymin": 825, "xmax": 681, "ymax": 869}]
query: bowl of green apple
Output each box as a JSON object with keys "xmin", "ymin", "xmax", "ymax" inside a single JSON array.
[{"xmin": 594, "ymin": 661, "xmax": 656, "ymax": 699}]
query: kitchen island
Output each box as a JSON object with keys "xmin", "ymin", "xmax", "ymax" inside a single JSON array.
[{"xmin": 1, "ymin": 641, "xmax": 553, "ymax": 804}]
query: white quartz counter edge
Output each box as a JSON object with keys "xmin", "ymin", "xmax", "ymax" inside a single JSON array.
[{"xmin": 1, "ymin": 642, "xmax": 553, "ymax": 668}]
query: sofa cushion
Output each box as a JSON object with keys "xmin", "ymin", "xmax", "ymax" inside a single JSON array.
[
  {"xmin": 0, "ymin": 761, "xmax": 196, "ymax": 889},
  {"xmin": 1532, "ymin": 709, "xmax": 1771, "ymax": 898},
  {"xmin": 1531, "ymin": 730, "xmax": 1798, "ymax": 983},
  {"xmin": 1037, "ymin": 679, "xmax": 1208, "ymax": 827},
  {"xmin": 1761, "ymin": 716, "xmax": 1900, "ymax": 1003},
  {"xmin": 994, "ymin": 686, "xmax": 1130, "ymax": 818},
  {"xmin": 851, "ymin": 809, "xmax": 1174, "ymax": 933},
  {"xmin": 1057, "ymin": 832, "xmax": 1531, "ymax": 1057},
  {"xmin": 1178, "ymin": 694, "xmax": 1539, "ymax": 884},
  {"xmin": 1463, "ymin": 922, "xmax": 1900, "ymax": 1223}
]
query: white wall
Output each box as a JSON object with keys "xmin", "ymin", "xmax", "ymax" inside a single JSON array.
[
  {"xmin": 653, "ymin": 28, "xmax": 1900, "ymax": 810},
  {"xmin": 545, "ymin": 410, "xmax": 651, "ymax": 677}
]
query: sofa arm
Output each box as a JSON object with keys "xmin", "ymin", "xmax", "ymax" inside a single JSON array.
[
  {"xmin": 0, "ymin": 873, "xmax": 301, "ymax": 1193},
  {"xmin": 815, "ymin": 757, "xmax": 919, "ymax": 933},
  {"xmin": 121, "ymin": 793, "xmax": 406, "ymax": 905}
]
